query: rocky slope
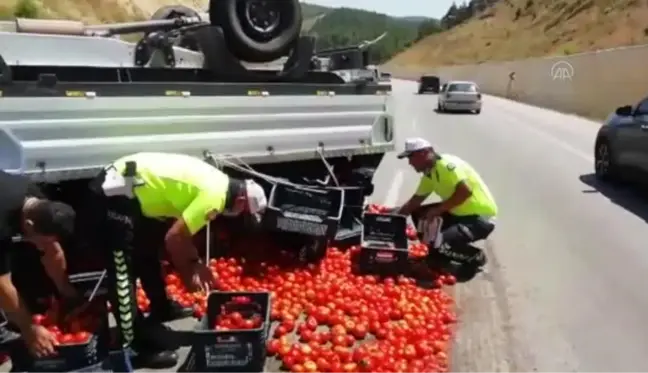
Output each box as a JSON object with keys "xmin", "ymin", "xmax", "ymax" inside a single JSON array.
[
  {"xmin": 389, "ymin": 0, "xmax": 648, "ymax": 67},
  {"xmin": 0, "ymin": 0, "xmax": 207, "ymax": 23}
]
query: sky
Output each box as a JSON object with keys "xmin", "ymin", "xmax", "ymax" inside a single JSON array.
[{"xmin": 302, "ymin": 0, "xmax": 457, "ymax": 18}]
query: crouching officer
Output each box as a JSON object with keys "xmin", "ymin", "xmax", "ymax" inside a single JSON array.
[
  {"xmin": 394, "ymin": 138, "xmax": 497, "ymax": 274},
  {"xmin": 83, "ymin": 152, "xmax": 268, "ymax": 368},
  {"xmin": 0, "ymin": 170, "xmax": 77, "ymax": 358}
]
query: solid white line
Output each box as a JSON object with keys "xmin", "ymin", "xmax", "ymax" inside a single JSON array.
[
  {"xmin": 519, "ymin": 120, "xmax": 592, "ymax": 162},
  {"xmin": 383, "ymin": 170, "xmax": 404, "ymax": 207}
]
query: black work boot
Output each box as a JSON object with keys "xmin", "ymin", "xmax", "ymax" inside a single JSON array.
[
  {"xmin": 131, "ymin": 330, "xmax": 179, "ymax": 370},
  {"xmin": 133, "ymin": 349, "xmax": 179, "ymax": 369},
  {"xmin": 148, "ymin": 299, "xmax": 194, "ymax": 322}
]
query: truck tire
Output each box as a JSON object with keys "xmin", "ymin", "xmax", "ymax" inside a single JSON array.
[{"xmin": 209, "ymin": 0, "xmax": 302, "ymax": 63}]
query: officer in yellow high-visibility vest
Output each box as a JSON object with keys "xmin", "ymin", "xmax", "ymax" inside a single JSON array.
[
  {"xmin": 395, "ymin": 138, "xmax": 497, "ymax": 271},
  {"xmin": 84, "ymin": 152, "xmax": 267, "ymax": 368}
]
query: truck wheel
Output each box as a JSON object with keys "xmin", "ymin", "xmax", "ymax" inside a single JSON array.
[{"xmin": 209, "ymin": 0, "xmax": 302, "ymax": 63}]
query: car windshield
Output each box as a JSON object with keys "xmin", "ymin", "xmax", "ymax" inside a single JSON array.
[{"xmin": 448, "ymin": 83, "xmax": 477, "ymax": 92}]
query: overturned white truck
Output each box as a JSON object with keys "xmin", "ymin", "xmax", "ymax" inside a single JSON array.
[{"xmin": 0, "ymin": 0, "xmax": 395, "ymax": 256}]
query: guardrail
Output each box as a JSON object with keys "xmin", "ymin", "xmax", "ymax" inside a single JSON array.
[{"xmin": 383, "ymin": 43, "xmax": 648, "ymax": 120}]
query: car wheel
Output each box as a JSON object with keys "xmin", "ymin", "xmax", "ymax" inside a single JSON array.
[
  {"xmin": 475, "ymin": 109, "xmax": 481, "ymax": 114},
  {"xmin": 594, "ymin": 139, "xmax": 617, "ymax": 181},
  {"xmin": 437, "ymin": 103, "xmax": 442, "ymax": 112}
]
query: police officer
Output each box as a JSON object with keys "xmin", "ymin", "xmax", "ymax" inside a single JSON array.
[
  {"xmin": 84, "ymin": 152, "xmax": 268, "ymax": 368},
  {"xmin": 395, "ymin": 138, "xmax": 497, "ymax": 272},
  {"xmin": 0, "ymin": 170, "xmax": 76, "ymax": 358}
]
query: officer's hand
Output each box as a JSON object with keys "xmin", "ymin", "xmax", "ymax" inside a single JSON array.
[
  {"xmin": 24, "ymin": 324, "xmax": 58, "ymax": 358},
  {"xmin": 183, "ymin": 264, "xmax": 216, "ymax": 293},
  {"xmin": 196, "ymin": 264, "xmax": 217, "ymax": 290}
]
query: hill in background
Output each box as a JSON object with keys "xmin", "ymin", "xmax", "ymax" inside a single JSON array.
[
  {"xmin": 306, "ymin": 7, "xmax": 441, "ymax": 62},
  {"xmin": 0, "ymin": 0, "xmax": 208, "ymax": 23},
  {"xmin": 0, "ymin": 0, "xmax": 439, "ymax": 64},
  {"xmin": 389, "ymin": 0, "xmax": 648, "ymax": 68}
]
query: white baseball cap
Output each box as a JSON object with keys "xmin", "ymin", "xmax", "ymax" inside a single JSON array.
[
  {"xmin": 245, "ymin": 179, "xmax": 268, "ymax": 215},
  {"xmin": 397, "ymin": 137, "xmax": 433, "ymax": 159}
]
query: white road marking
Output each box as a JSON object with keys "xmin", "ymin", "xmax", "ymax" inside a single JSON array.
[
  {"xmin": 383, "ymin": 170, "xmax": 404, "ymax": 207},
  {"xmin": 517, "ymin": 119, "xmax": 592, "ymax": 162}
]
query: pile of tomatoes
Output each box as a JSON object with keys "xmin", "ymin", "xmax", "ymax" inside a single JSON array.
[
  {"xmin": 133, "ymin": 204, "xmax": 457, "ymax": 372},
  {"xmin": 31, "ymin": 298, "xmax": 101, "ymax": 345}
]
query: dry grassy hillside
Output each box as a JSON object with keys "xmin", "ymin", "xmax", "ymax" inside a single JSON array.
[
  {"xmin": 0, "ymin": 0, "xmax": 208, "ymax": 23},
  {"xmin": 389, "ymin": 0, "xmax": 648, "ymax": 67}
]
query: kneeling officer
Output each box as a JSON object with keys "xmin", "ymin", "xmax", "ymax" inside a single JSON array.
[{"xmin": 84, "ymin": 152, "xmax": 268, "ymax": 368}]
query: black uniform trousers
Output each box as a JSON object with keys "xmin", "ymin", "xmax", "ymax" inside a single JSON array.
[
  {"xmin": 411, "ymin": 203, "xmax": 495, "ymax": 265},
  {"xmin": 81, "ymin": 173, "xmax": 171, "ymax": 352}
]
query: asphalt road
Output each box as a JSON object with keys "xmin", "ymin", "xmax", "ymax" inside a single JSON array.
[
  {"xmin": 372, "ymin": 79, "xmax": 648, "ymax": 371},
  {"xmin": 5, "ymin": 79, "xmax": 648, "ymax": 372}
]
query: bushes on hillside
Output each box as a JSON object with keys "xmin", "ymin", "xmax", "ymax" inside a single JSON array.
[{"xmin": 0, "ymin": 0, "xmax": 39, "ymax": 20}]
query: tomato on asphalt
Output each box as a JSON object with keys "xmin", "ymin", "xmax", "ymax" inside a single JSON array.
[{"xmin": 125, "ymin": 203, "xmax": 458, "ymax": 372}]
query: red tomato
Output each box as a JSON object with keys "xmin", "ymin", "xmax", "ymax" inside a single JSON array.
[
  {"xmin": 73, "ymin": 332, "xmax": 90, "ymax": 343},
  {"xmin": 58, "ymin": 333, "xmax": 74, "ymax": 344},
  {"xmin": 32, "ymin": 314, "xmax": 46, "ymax": 325}
]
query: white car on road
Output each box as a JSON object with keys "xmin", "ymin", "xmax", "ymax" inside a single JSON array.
[{"xmin": 437, "ymin": 81, "xmax": 482, "ymax": 114}]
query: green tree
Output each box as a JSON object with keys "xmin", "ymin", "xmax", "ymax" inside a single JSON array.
[{"xmin": 416, "ymin": 19, "xmax": 442, "ymax": 41}]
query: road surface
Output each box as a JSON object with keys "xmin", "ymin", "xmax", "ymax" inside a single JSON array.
[
  {"xmin": 163, "ymin": 78, "xmax": 648, "ymax": 372},
  {"xmin": 5, "ymin": 79, "xmax": 648, "ymax": 372},
  {"xmin": 371, "ymin": 79, "xmax": 648, "ymax": 371}
]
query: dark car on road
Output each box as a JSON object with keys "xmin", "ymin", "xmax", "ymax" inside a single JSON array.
[
  {"xmin": 594, "ymin": 95, "xmax": 648, "ymax": 182},
  {"xmin": 418, "ymin": 75, "xmax": 440, "ymax": 94}
]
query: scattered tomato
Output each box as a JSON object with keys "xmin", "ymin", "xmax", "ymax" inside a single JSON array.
[{"xmin": 117, "ymin": 203, "xmax": 457, "ymax": 372}]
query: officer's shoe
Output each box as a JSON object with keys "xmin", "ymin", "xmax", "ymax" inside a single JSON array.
[
  {"xmin": 135, "ymin": 350, "xmax": 178, "ymax": 369},
  {"xmin": 149, "ymin": 300, "xmax": 194, "ymax": 322}
]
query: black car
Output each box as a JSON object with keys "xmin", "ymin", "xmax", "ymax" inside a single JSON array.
[
  {"xmin": 594, "ymin": 95, "xmax": 648, "ymax": 182},
  {"xmin": 418, "ymin": 75, "xmax": 440, "ymax": 94}
]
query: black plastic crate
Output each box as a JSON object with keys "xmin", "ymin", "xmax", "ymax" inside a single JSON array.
[
  {"xmin": 9, "ymin": 314, "xmax": 110, "ymax": 372},
  {"xmin": 68, "ymin": 271, "xmax": 109, "ymax": 300},
  {"xmin": 180, "ymin": 291, "xmax": 271, "ymax": 372},
  {"xmin": 334, "ymin": 186, "xmax": 365, "ymax": 246},
  {"xmin": 263, "ymin": 183, "xmax": 345, "ymax": 239},
  {"xmin": 10, "ymin": 270, "xmax": 111, "ymax": 372},
  {"xmin": 358, "ymin": 213, "xmax": 409, "ymax": 275}
]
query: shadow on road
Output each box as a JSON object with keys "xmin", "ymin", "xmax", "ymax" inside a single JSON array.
[
  {"xmin": 579, "ymin": 173, "xmax": 648, "ymax": 223},
  {"xmin": 433, "ymin": 108, "xmax": 473, "ymax": 115}
]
